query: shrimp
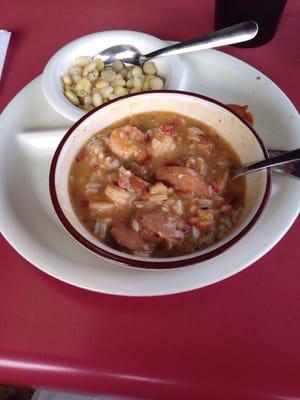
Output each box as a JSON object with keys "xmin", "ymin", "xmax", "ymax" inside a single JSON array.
[{"xmin": 109, "ymin": 125, "xmax": 147, "ymax": 162}]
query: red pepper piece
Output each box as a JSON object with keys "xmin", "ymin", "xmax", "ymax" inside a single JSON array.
[
  {"xmin": 142, "ymin": 154, "xmax": 152, "ymax": 165},
  {"xmin": 159, "ymin": 124, "xmax": 178, "ymax": 137},
  {"xmin": 211, "ymin": 183, "xmax": 220, "ymax": 193},
  {"xmin": 159, "ymin": 124, "xmax": 173, "ymax": 133}
]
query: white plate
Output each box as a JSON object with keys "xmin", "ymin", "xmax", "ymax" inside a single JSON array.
[{"xmin": 0, "ymin": 48, "xmax": 299, "ymax": 296}]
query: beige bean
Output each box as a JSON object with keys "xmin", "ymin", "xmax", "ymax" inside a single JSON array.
[
  {"xmin": 130, "ymin": 88, "xmax": 141, "ymax": 94},
  {"xmin": 95, "ymin": 79, "xmax": 109, "ymax": 89},
  {"xmin": 100, "ymin": 86, "xmax": 114, "ymax": 98},
  {"xmin": 82, "ymin": 61, "xmax": 97, "ymax": 77},
  {"xmin": 142, "ymin": 80, "xmax": 151, "ymax": 90},
  {"xmin": 69, "ymin": 65, "xmax": 83, "ymax": 76},
  {"xmin": 133, "ymin": 75, "xmax": 145, "ymax": 90},
  {"xmin": 126, "ymin": 78, "xmax": 133, "ymax": 88},
  {"xmin": 112, "ymin": 60, "xmax": 124, "ymax": 72},
  {"xmin": 138, "ymin": 73, "xmax": 145, "ymax": 82},
  {"xmin": 150, "ymin": 76, "xmax": 164, "ymax": 90},
  {"xmin": 87, "ymin": 70, "xmax": 99, "ymax": 82},
  {"xmin": 72, "ymin": 74, "xmax": 81, "ymax": 83},
  {"xmin": 127, "ymin": 70, "xmax": 133, "ymax": 79},
  {"xmin": 142, "ymin": 62, "xmax": 157, "ymax": 75},
  {"xmin": 62, "ymin": 74, "xmax": 72, "ymax": 85},
  {"xmin": 108, "ymin": 93, "xmax": 119, "ymax": 100},
  {"xmin": 101, "ymin": 69, "xmax": 116, "ymax": 82},
  {"xmin": 82, "ymin": 104, "xmax": 94, "ymax": 111},
  {"xmin": 111, "ymin": 78, "xmax": 126, "ymax": 88},
  {"xmin": 83, "ymin": 95, "xmax": 93, "ymax": 105},
  {"xmin": 95, "ymin": 58, "xmax": 104, "ymax": 72},
  {"xmin": 75, "ymin": 78, "xmax": 92, "ymax": 97},
  {"xmin": 119, "ymin": 68, "xmax": 128, "ymax": 78},
  {"xmin": 65, "ymin": 90, "xmax": 80, "ymax": 105},
  {"xmin": 92, "ymin": 87, "xmax": 101, "ymax": 95},
  {"xmin": 75, "ymin": 56, "xmax": 92, "ymax": 67},
  {"xmin": 145, "ymin": 74, "xmax": 155, "ymax": 81},
  {"xmin": 92, "ymin": 92, "xmax": 103, "ymax": 107},
  {"xmin": 114, "ymin": 86, "xmax": 128, "ymax": 96},
  {"xmin": 132, "ymin": 66, "xmax": 143, "ymax": 76}
]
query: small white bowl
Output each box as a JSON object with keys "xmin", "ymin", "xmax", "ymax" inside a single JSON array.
[
  {"xmin": 49, "ymin": 91, "xmax": 271, "ymax": 269},
  {"xmin": 42, "ymin": 30, "xmax": 186, "ymax": 122}
]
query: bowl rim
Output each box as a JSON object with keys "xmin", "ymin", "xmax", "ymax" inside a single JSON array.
[{"xmin": 49, "ymin": 90, "xmax": 272, "ymax": 269}]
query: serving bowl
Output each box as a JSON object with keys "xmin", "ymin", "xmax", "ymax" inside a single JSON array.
[
  {"xmin": 42, "ymin": 30, "xmax": 185, "ymax": 122},
  {"xmin": 49, "ymin": 91, "xmax": 271, "ymax": 269}
]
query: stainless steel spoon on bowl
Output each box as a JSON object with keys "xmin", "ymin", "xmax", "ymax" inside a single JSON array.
[
  {"xmin": 94, "ymin": 21, "xmax": 258, "ymax": 66},
  {"xmin": 231, "ymin": 148, "xmax": 300, "ymax": 180}
]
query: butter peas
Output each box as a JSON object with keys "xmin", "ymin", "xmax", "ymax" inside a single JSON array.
[{"xmin": 62, "ymin": 57, "xmax": 165, "ymax": 110}]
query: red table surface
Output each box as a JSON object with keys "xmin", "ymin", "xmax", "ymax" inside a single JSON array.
[{"xmin": 1, "ymin": 1, "xmax": 300, "ymax": 399}]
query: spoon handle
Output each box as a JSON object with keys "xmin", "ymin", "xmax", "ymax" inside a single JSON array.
[
  {"xmin": 268, "ymin": 150, "xmax": 300, "ymax": 179},
  {"xmin": 231, "ymin": 148, "xmax": 300, "ymax": 180},
  {"xmin": 143, "ymin": 21, "xmax": 258, "ymax": 61}
]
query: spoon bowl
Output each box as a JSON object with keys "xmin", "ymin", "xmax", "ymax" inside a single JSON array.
[{"xmin": 94, "ymin": 44, "xmax": 142, "ymax": 66}]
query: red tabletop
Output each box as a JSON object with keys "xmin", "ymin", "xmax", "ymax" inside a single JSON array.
[{"xmin": 1, "ymin": 1, "xmax": 300, "ymax": 399}]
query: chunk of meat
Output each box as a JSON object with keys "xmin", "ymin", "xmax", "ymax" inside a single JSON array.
[
  {"xmin": 110, "ymin": 223, "xmax": 154, "ymax": 254},
  {"xmin": 156, "ymin": 166, "xmax": 208, "ymax": 197},
  {"xmin": 109, "ymin": 125, "xmax": 147, "ymax": 162},
  {"xmin": 134, "ymin": 208, "xmax": 190, "ymax": 250},
  {"xmin": 117, "ymin": 167, "xmax": 150, "ymax": 193}
]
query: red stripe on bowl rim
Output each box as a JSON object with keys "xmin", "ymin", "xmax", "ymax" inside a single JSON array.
[{"xmin": 49, "ymin": 90, "xmax": 272, "ymax": 269}]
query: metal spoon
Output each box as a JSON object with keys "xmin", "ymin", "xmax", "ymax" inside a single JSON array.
[
  {"xmin": 231, "ymin": 148, "xmax": 300, "ymax": 180},
  {"xmin": 94, "ymin": 21, "xmax": 258, "ymax": 66},
  {"xmin": 267, "ymin": 150, "xmax": 300, "ymax": 179}
]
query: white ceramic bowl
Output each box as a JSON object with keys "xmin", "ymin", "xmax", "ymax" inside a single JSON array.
[
  {"xmin": 49, "ymin": 91, "xmax": 271, "ymax": 269},
  {"xmin": 42, "ymin": 30, "xmax": 185, "ymax": 122}
]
